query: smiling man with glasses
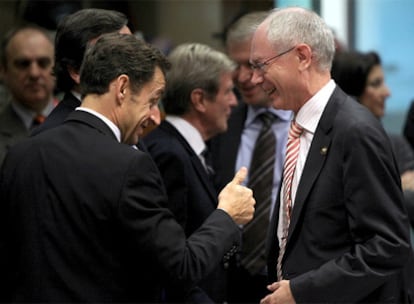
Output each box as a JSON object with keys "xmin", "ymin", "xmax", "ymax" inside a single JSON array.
[
  {"xmin": 251, "ymin": 6, "xmax": 413, "ymax": 304},
  {"xmin": 250, "ymin": 46, "xmax": 295, "ymax": 73}
]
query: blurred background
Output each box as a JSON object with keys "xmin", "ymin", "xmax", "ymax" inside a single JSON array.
[{"xmin": 0, "ymin": 0, "xmax": 412, "ymax": 135}]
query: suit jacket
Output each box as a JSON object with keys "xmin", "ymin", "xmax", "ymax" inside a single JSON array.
[
  {"xmin": 0, "ymin": 110, "xmax": 241, "ymax": 302},
  {"xmin": 0, "ymin": 104, "xmax": 28, "ymax": 165},
  {"xmin": 31, "ymin": 92, "xmax": 80, "ymax": 136},
  {"xmin": 143, "ymin": 120, "xmax": 235, "ymax": 303},
  {"xmin": 388, "ymin": 133, "xmax": 414, "ymax": 228},
  {"xmin": 267, "ymin": 86, "xmax": 413, "ymax": 303},
  {"xmin": 403, "ymin": 99, "xmax": 414, "ymax": 151}
]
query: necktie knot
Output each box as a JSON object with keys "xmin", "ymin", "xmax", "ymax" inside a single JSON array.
[
  {"xmin": 31, "ymin": 114, "xmax": 46, "ymax": 129},
  {"xmin": 289, "ymin": 120, "xmax": 303, "ymax": 139},
  {"xmin": 258, "ymin": 111, "xmax": 276, "ymax": 129}
]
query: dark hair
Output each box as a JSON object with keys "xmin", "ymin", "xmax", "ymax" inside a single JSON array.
[
  {"xmin": 80, "ymin": 33, "xmax": 170, "ymax": 97},
  {"xmin": 54, "ymin": 8, "xmax": 129, "ymax": 92},
  {"xmin": 1, "ymin": 24, "xmax": 53, "ymax": 68},
  {"xmin": 331, "ymin": 51, "xmax": 381, "ymax": 97}
]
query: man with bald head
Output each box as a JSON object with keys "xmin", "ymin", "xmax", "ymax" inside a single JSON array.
[{"xmin": 0, "ymin": 24, "xmax": 56, "ymax": 164}]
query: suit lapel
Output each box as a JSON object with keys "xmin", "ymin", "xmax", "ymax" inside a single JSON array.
[
  {"xmin": 161, "ymin": 121, "xmax": 218, "ymax": 203},
  {"xmin": 287, "ymin": 87, "xmax": 342, "ymax": 242}
]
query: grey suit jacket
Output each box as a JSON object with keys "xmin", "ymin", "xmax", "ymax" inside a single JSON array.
[{"xmin": 267, "ymin": 86, "xmax": 413, "ymax": 303}]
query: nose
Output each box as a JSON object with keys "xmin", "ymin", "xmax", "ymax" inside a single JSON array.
[
  {"xmin": 149, "ymin": 104, "xmax": 162, "ymax": 126},
  {"xmin": 229, "ymin": 90, "xmax": 238, "ymax": 107},
  {"xmin": 250, "ymin": 68, "xmax": 264, "ymax": 86},
  {"xmin": 28, "ymin": 62, "xmax": 42, "ymax": 78},
  {"xmin": 383, "ymin": 84, "xmax": 391, "ymax": 98},
  {"xmin": 236, "ymin": 64, "xmax": 253, "ymax": 84}
]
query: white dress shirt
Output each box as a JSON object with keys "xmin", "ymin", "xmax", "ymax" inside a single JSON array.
[{"xmin": 277, "ymin": 79, "xmax": 336, "ymax": 245}]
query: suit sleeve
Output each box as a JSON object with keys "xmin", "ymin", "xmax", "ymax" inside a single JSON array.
[
  {"xmin": 145, "ymin": 143, "xmax": 190, "ymax": 230},
  {"xmin": 403, "ymin": 100, "xmax": 414, "ymax": 151},
  {"xmin": 117, "ymin": 152, "xmax": 240, "ymax": 291},
  {"xmin": 290, "ymin": 119, "xmax": 411, "ymax": 302}
]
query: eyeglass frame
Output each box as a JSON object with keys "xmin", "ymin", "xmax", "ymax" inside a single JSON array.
[{"xmin": 250, "ymin": 46, "xmax": 296, "ymax": 73}]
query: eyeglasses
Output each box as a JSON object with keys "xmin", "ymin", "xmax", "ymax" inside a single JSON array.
[{"xmin": 250, "ymin": 46, "xmax": 295, "ymax": 73}]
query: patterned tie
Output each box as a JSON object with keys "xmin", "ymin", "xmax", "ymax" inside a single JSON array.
[
  {"xmin": 242, "ymin": 111, "xmax": 276, "ymax": 275},
  {"xmin": 277, "ymin": 119, "xmax": 303, "ymax": 280}
]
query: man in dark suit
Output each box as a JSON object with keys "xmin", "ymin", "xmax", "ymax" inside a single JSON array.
[
  {"xmin": 0, "ymin": 25, "xmax": 57, "ymax": 164},
  {"xmin": 31, "ymin": 8, "xmax": 133, "ymax": 136},
  {"xmin": 249, "ymin": 7, "xmax": 413, "ymax": 303},
  {"xmin": 143, "ymin": 43, "xmax": 238, "ymax": 303},
  {"xmin": 210, "ymin": 11, "xmax": 292, "ymax": 303},
  {"xmin": 0, "ymin": 33, "xmax": 255, "ymax": 303}
]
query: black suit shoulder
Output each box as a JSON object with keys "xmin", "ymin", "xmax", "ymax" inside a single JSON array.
[
  {"xmin": 31, "ymin": 92, "xmax": 80, "ymax": 136},
  {"xmin": 1, "ymin": 111, "xmax": 241, "ymax": 302}
]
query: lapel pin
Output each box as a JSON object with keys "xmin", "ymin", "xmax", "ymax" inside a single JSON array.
[{"xmin": 320, "ymin": 146, "xmax": 328, "ymax": 155}]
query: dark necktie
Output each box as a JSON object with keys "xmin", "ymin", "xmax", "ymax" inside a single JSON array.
[
  {"xmin": 241, "ymin": 111, "xmax": 276, "ymax": 275},
  {"xmin": 201, "ymin": 147, "xmax": 215, "ymax": 180}
]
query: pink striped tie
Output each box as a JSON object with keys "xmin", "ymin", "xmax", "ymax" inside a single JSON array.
[{"xmin": 277, "ymin": 120, "xmax": 303, "ymax": 281}]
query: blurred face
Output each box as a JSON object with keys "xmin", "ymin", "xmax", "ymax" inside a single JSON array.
[
  {"xmin": 359, "ymin": 64, "xmax": 390, "ymax": 119},
  {"xmin": 250, "ymin": 22, "xmax": 303, "ymax": 113},
  {"xmin": 1, "ymin": 29, "xmax": 55, "ymax": 111},
  {"xmin": 203, "ymin": 71, "xmax": 238, "ymax": 139},
  {"xmin": 122, "ymin": 67, "xmax": 165, "ymax": 145},
  {"xmin": 227, "ymin": 38, "xmax": 271, "ymax": 107}
]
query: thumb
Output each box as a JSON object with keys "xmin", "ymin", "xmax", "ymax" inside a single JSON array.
[{"xmin": 231, "ymin": 166, "xmax": 248, "ymax": 185}]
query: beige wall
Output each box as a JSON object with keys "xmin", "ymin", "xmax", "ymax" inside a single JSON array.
[
  {"xmin": 0, "ymin": 0, "xmax": 273, "ymax": 53},
  {"xmin": 157, "ymin": 0, "xmax": 223, "ymax": 51}
]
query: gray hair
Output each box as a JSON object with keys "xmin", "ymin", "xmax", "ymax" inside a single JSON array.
[
  {"xmin": 163, "ymin": 42, "xmax": 236, "ymax": 115},
  {"xmin": 226, "ymin": 11, "xmax": 269, "ymax": 46},
  {"xmin": 266, "ymin": 7, "xmax": 335, "ymax": 71}
]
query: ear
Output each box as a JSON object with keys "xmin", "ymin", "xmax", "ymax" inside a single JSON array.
[
  {"xmin": 296, "ymin": 44, "xmax": 313, "ymax": 71},
  {"xmin": 190, "ymin": 88, "xmax": 206, "ymax": 113},
  {"xmin": 67, "ymin": 65, "xmax": 81, "ymax": 84},
  {"xmin": 115, "ymin": 74, "xmax": 129, "ymax": 104}
]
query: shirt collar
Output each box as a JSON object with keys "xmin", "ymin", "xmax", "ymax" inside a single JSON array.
[
  {"xmin": 295, "ymin": 79, "xmax": 336, "ymax": 134},
  {"xmin": 245, "ymin": 105, "xmax": 292, "ymax": 127},
  {"xmin": 11, "ymin": 97, "xmax": 57, "ymax": 130},
  {"xmin": 75, "ymin": 107, "xmax": 121, "ymax": 142},
  {"xmin": 166, "ymin": 115, "xmax": 206, "ymax": 156},
  {"xmin": 71, "ymin": 90, "xmax": 82, "ymax": 101}
]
